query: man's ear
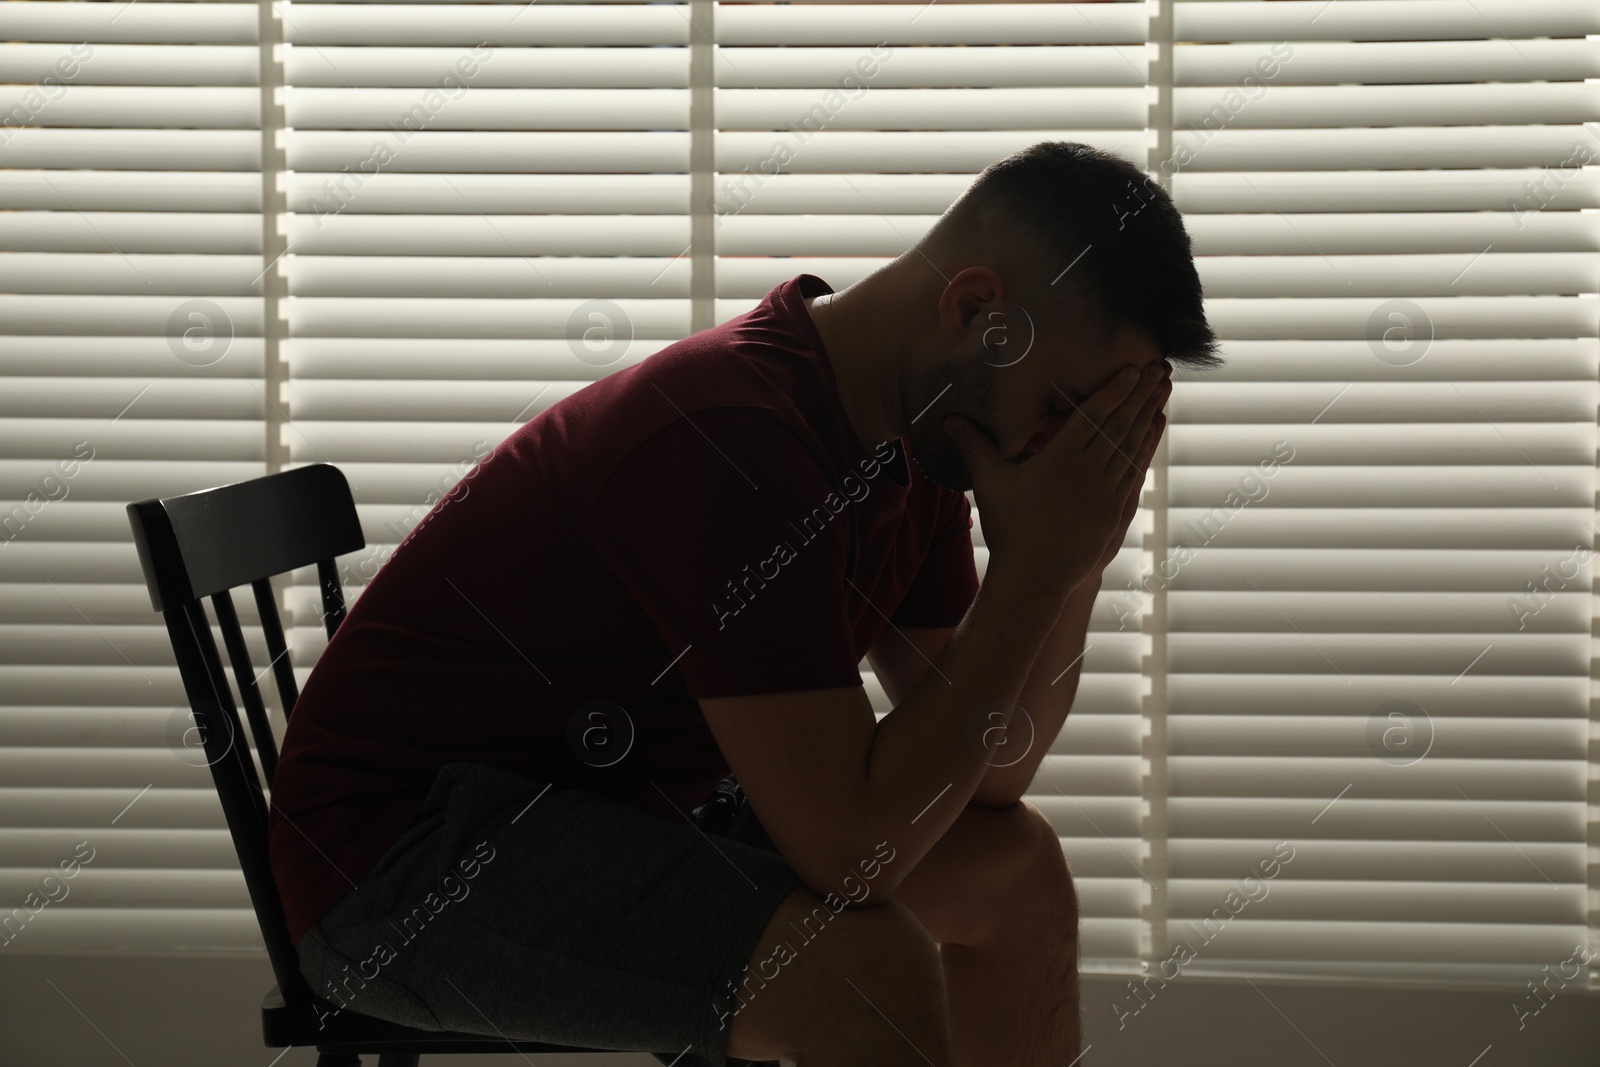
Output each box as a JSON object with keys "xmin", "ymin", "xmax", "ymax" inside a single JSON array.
[{"xmin": 938, "ymin": 265, "xmax": 1005, "ymax": 342}]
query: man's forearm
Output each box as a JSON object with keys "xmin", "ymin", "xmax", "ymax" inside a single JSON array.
[
  {"xmin": 851, "ymin": 560, "xmax": 1068, "ymax": 904},
  {"xmin": 973, "ymin": 572, "xmax": 1100, "ymax": 807}
]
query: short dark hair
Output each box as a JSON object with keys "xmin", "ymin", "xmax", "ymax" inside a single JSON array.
[{"xmin": 920, "ymin": 140, "xmax": 1223, "ymax": 370}]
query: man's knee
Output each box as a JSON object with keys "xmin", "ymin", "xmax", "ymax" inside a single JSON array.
[
  {"xmin": 1015, "ymin": 798, "xmax": 1073, "ymax": 882},
  {"xmin": 1019, "ymin": 798, "xmax": 1075, "ymax": 898},
  {"xmin": 964, "ymin": 797, "xmax": 1071, "ymax": 885},
  {"xmin": 978, "ymin": 798, "xmax": 1077, "ymax": 935}
]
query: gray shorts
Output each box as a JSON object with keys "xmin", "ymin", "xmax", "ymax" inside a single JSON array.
[{"xmin": 294, "ymin": 761, "xmax": 806, "ymax": 1067}]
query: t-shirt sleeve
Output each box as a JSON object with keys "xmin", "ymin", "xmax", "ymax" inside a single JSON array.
[
  {"xmin": 584, "ymin": 407, "xmax": 863, "ymax": 699},
  {"xmin": 888, "ymin": 487, "xmax": 980, "ymax": 628}
]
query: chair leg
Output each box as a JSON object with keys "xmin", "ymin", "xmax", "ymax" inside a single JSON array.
[{"xmin": 376, "ymin": 1055, "xmax": 419, "ymax": 1067}]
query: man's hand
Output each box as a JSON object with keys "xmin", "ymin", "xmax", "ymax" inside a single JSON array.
[
  {"xmin": 1090, "ymin": 401, "xmax": 1166, "ymax": 577},
  {"xmin": 1029, "ymin": 364, "xmax": 1170, "ymax": 582},
  {"xmin": 945, "ymin": 360, "xmax": 1170, "ymax": 604}
]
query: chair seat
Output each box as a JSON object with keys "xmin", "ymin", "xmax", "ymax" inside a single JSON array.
[{"xmin": 261, "ymin": 984, "xmax": 610, "ymax": 1054}]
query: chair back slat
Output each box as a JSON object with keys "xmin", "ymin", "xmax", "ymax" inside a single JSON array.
[
  {"xmin": 251, "ymin": 579, "xmax": 301, "ymax": 724},
  {"xmin": 163, "ymin": 602, "xmax": 311, "ymax": 1004},
  {"xmin": 314, "ymin": 559, "xmax": 348, "ymax": 638},
  {"xmin": 126, "ymin": 463, "xmax": 364, "ymax": 1010},
  {"xmin": 210, "ymin": 589, "xmax": 282, "ymax": 787},
  {"xmin": 182, "ymin": 598, "xmax": 270, "ymax": 822}
]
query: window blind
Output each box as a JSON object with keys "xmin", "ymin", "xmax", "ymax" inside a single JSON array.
[
  {"xmin": 1145, "ymin": 0, "xmax": 1600, "ymax": 988},
  {"xmin": 1, "ymin": 0, "xmax": 1596, "ymax": 994},
  {"xmin": 0, "ymin": 0, "xmax": 270, "ymax": 953}
]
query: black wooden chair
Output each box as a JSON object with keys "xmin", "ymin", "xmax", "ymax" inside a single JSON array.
[{"xmin": 126, "ymin": 463, "xmax": 617, "ymax": 1066}]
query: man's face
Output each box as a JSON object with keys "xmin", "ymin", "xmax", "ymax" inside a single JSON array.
[{"xmin": 903, "ymin": 313, "xmax": 1167, "ymax": 493}]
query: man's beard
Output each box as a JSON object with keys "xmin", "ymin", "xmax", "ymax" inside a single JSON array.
[{"xmin": 902, "ymin": 352, "xmax": 998, "ymax": 494}]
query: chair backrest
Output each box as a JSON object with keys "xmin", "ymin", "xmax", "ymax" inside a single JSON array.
[{"xmin": 126, "ymin": 463, "xmax": 364, "ymax": 1005}]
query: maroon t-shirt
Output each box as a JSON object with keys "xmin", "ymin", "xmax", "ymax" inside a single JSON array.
[{"xmin": 267, "ymin": 273, "xmax": 980, "ymax": 945}]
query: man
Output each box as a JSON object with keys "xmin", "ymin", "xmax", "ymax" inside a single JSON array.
[{"xmin": 268, "ymin": 140, "xmax": 1221, "ymax": 1067}]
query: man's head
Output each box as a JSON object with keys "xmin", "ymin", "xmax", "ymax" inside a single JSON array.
[{"xmin": 882, "ymin": 141, "xmax": 1223, "ymax": 491}]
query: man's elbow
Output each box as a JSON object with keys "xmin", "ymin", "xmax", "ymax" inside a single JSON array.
[{"xmin": 789, "ymin": 837, "xmax": 906, "ymax": 910}]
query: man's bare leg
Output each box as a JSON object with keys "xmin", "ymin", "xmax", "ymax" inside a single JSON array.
[
  {"xmin": 892, "ymin": 798, "xmax": 1081, "ymax": 1067},
  {"xmin": 723, "ymin": 887, "xmax": 957, "ymax": 1066}
]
